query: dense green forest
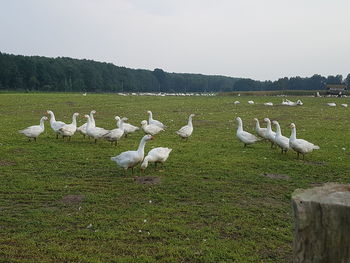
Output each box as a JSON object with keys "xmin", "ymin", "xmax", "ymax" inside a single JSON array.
[{"xmin": 0, "ymin": 52, "xmax": 349, "ymax": 92}]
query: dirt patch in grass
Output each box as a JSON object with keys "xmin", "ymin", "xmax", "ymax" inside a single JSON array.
[
  {"xmin": 65, "ymin": 101, "xmax": 75, "ymax": 106},
  {"xmin": 9, "ymin": 148, "xmax": 27, "ymax": 154},
  {"xmin": 309, "ymin": 182, "xmax": 324, "ymax": 187},
  {"xmin": 0, "ymin": 160, "xmax": 16, "ymax": 166},
  {"xmin": 60, "ymin": 194, "xmax": 85, "ymax": 204},
  {"xmin": 262, "ymin": 173, "xmax": 290, "ymax": 180},
  {"xmin": 134, "ymin": 176, "xmax": 161, "ymax": 185},
  {"xmin": 302, "ymin": 161, "xmax": 326, "ymax": 166}
]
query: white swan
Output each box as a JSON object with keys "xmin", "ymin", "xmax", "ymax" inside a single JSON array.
[
  {"xmin": 84, "ymin": 114, "xmax": 109, "ymax": 143},
  {"xmin": 264, "ymin": 102, "xmax": 273, "ymax": 106},
  {"xmin": 19, "ymin": 116, "xmax": 48, "ymax": 141},
  {"xmin": 111, "ymin": 134, "xmax": 154, "ymax": 174},
  {"xmin": 47, "ymin": 110, "xmax": 66, "ymax": 139},
  {"xmin": 236, "ymin": 117, "xmax": 261, "ymax": 147},
  {"xmin": 141, "ymin": 120, "xmax": 164, "ymax": 136},
  {"xmin": 176, "ymin": 114, "xmax": 195, "ymax": 140},
  {"xmin": 117, "ymin": 117, "xmax": 139, "ymax": 137},
  {"xmin": 141, "ymin": 147, "xmax": 172, "ymax": 171},
  {"xmin": 147, "ymin": 111, "xmax": 166, "ymax": 129},
  {"xmin": 264, "ymin": 118, "xmax": 277, "ymax": 148},
  {"xmin": 104, "ymin": 116, "xmax": 124, "ymax": 145},
  {"xmin": 272, "ymin": 120, "xmax": 289, "ymax": 154},
  {"xmin": 253, "ymin": 118, "xmax": 268, "ymax": 138},
  {"xmin": 289, "ymin": 123, "xmax": 320, "ymax": 159},
  {"xmin": 77, "ymin": 110, "xmax": 96, "ymax": 138},
  {"xmin": 59, "ymin": 112, "xmax": 79, "ymax": 140}
]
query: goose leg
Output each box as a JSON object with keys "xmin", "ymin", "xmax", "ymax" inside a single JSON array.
[
  {"xmin": 244, "ymin": 144, "xmax": 247, "ymax": 148},
  {"xmin": 83, "ymin": 134, "xmax": 86, "ymax": 139},
  {"xmin": 56, "ymin": 134, "xmax": 59, "ymax": 139},
  {"xmin": 297, "ymin": 152, "xmax": 300, "ymax": 159},
  {"xmin": 94, "ymin": 139, "xmax": 97, "ymax": 144},
  {"xmin": 34, "ymin": 137, "xmax": 36, "ymax": 142}
]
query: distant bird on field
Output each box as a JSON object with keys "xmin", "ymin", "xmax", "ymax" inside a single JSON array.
[
  {"xmin": 234, "ymin": 101, "xmax": 240, "ymax": 105},
  {"xmin": 176, "ymin": 114, "xmax": 195, "ymax": 140},
  {"xmin": 264, "ymin": 102, "xmax": 273, "ymax": 106},
  {"xmin": 327, "ymin": 102, "xmax": 336, "ymax": 107},
  {"xmin": 341, "ymin": 103, "xmax": 348, "ymax": 108},
  {"xmin": 248, "ymin": 100, "xmax": 255, "ymax": 105},
  {"xmin": 19, "ymin": 116, "xmax": 48, "ymax": 141}
]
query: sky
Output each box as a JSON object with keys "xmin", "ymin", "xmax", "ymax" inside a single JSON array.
[{"xmin": 0, "ymin": 0, "xmax": 349, "ymax": 81}]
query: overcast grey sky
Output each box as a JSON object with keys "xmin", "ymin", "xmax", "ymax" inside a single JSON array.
[{"xmin": 1, "ymin": 0, "xmax": 349, "ymax": 80}]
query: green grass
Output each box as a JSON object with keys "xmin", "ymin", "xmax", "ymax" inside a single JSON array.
[{"xmin": 0, "ymin": 93, "xmax": 349, "ymax": 262}]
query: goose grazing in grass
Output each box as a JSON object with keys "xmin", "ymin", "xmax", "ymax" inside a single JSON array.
[
  {"xmin": 141, "ymin": 147, "xmax": 172, "ymax": 171},
  {"xmin": 289, "ymin": 123, "xmax": 320, "ymax": 159},
  {"xmin": 117, "ymin": 117, "xmax": 139, "ymax": 137},
  {"xmin": 84, "ymin": 114, "xmax": 109, "ymax": 143},
  {"xmin": 264, "ymin": 118, "xmax": 277, "ymax": 148},
  {"xmin": 147, "ymin": 111, "xmax": 166, "ymax": 129},
  {"xmin": 327, "ymin": 102, "xmax": 336, "ymax": 107},
  {"xmin": 47, "ymin": 110, "xmax": 66, "ymax": 139},
  {"xmin": 236, "ymin": 117, "xmax": 261, "ymax": 147},
  {"xmin": 19, "ymin": 116, "xmax": 48, "ymax": 141},
  {"xmin": 77, "ymin": 110, "xmax": 96, "ymax": 138},
  {"xmin": 111, "ymin": 134, "xmax": 154, "ymax": 174},
  {"xmin": 104, "ymin": 116, "xmax": 124, "ymax": 146},
  {"xmin": 248, "ymin": 100, "xmax": 255, "ymax": 105},
  {"xmin": 141, "ymin": 120, "xmax": 164, "ymax": 136},
  {"xmin": 253, "ymin": 118, "xmax": 268, "ymax": 138},
  {"xmin": 341, "ymin": 103, "xmax": 348, "ymax": 108},
  {"xmin": 272, "ymin": 120, "xmax": 289, "ymax": 154},
  {"xmin": 176, "ymin": 114, "xmax": 195, "ymax": 140},
  {"xmin": 234, "ymin": 101, "xmax": 240, "ymax": 105},
  {"xmin": 59, "ymin": 113, "xmax": 79, "ymax": 140}
]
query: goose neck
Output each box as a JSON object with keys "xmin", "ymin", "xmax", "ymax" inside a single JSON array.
[
  {"xmin": 290, "ymin": 126, "xmax": 297, "ymax": 140},
  {"xmin": 40, "ymin": 118, "xmax": 46, "ymax": 129},
  {"xmin": 237, "ymin": 119, "xmax": 243, "ymax": 132},
  {"xmin": 72, "ymin": 114, "xmax": 77, "ymax": 126},
  {"xmin": 187, "ymin": 115, "xmax": 193, "ymax": 127},
  {"xmin": 137, "ymin": 137, "xmax": 148, "ymax": 158},
  {"xmin": 275, "ymin": 123, "xmax": 281, "ymax": 136}
]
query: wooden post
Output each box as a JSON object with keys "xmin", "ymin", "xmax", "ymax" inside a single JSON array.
[{"xmin": 292, "ymin": 183, "xmax": 350, "ymax": 263}]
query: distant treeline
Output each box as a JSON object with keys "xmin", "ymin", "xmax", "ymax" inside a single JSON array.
[{"xmin": 0, "ymin": 52, "xmax": 349, "ymax": 93}]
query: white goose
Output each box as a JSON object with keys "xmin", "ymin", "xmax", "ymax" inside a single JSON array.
[
  {"xmin": 253, "ymin": 118, "xmax": 268, "ymax": 138},
  {"xmin": 289, "ymin": 123, "xmax": 320, "ymax": 159},
  {"xmin": 141, "ymin": 147, "xmax": 172, "ymax": 171},
  {"xmin": 147, "ymin": 111, "xmax": 166, "ymax": 129},
  {"xmin": 176, "ymin": 114, "xmax": 195, "ymax": 140},
  {"xmin": 47, "ymin": 110, "xmax": 66, "ymax": 139},
  {"xmin": 111, "ymin": 134, "xmax": 154, "ymax": 174},
  {"xmin": 141, "ymin": 120, "xmax": 164, "ymax": 136},
  {"xmin": 104, "ymin": 116, "xmax": 124, "ymax": 145},
  {"xmin": 236, "ymin": 117, "xmax": 261, "ymax": 147},
  {"xmin": 19, "ymin": 116, "xmax": 48, "ymax": 141},
  {"xmin": 59, "ymin": 112, "xmax": 79, "ymax": 140},
  {"xmin": 264, "ymin": 118, "xmax": 277, "ymax": 148},
  {"xmin": 272, "ymin": 120, "xmax": 289, "ymax": 154},
  {"xmin": 117, "ymin": 117, "xmax": 139, "ymax": 137},
  {"xmin": 77, "ymin": 110, "xmax": 96, "ymax": 138},
  {"xmin": 327, "ymin": 102, "xmax": 336, "ymax": 107},
  {"xmin": 84, "ymin": 114, "xmax": 109, "ymax": 143},
  {"xmin": 248, "ymin": 100, "xmax": 255, "ymax": 105}
]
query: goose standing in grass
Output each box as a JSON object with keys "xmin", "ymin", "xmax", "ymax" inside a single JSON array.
[
  {"xmin": 272, "ymin": 120, "xmax": 289, "ymax": 154},
  {"xmin": 59, "ymin": 113, "xmax": 79, "ymax": 140},
  {"xmin": 84, "ymin": 114, "xmax": 109, "ymax": 143},
  {"xmin": 117, "ymin": 117, "xmax": 139, "ymax": 137},
  {"xmin": 248, "ymin": 100, "xmax": 255, "ymax": 105},
  {"xmin": 19, "ymin": 116, "xmax": 48, "ymax": 141},
  {"xmin": 236, "ymin": 117, "xmax": 261, "ymax": 147},
  {"xmin": 264, "ymin": 118, "xmax": 277, "ymax": 148},
  {"xmin": 141, "ymin": 147, "xmax": 172, "ymax": 172},
  {"xmin": 253, "ymin": 118, "xmax": 268, "ymax": 138},
  {"xmin": 77, "ymin": 110, "xmax": 96, "ymax": 138},
  {"xmin": 147, "ymin": 111, "xmax": 166, "ymax": 129},
  {"xmin": 289, "ymin": 123, "xmax": 320, "ymax": 159},
  {"xmin": 47, "ymin": 110, "xmax": 66, "ymax": 139},
  {"xmin": 141, "ymin": 120, "xmax": 164, "ymax": 136},
  {"xmin": 104, "ymin": 116, "xmax": 124, "ymax": 146},
  {"xmin": 176, "ymin": 114, "xmax": 195, "ymax": 140},
  {"xmin": 111, "ymin": 134, "xmax": 154, "ymax": 174}
]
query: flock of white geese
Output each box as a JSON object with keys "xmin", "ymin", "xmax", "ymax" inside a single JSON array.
[
  {"xmin": 19, "ymin": 110, "xmax": 195, "ymax": 173},
  {"xmin": 236, "ymin": 117, "xmax": 320, "ymax": 159}
]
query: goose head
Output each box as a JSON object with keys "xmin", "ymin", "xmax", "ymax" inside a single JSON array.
[
  {"xmin": 146, "ymin": 110, "xmax": 152, "ymax": 114},
  {"xmin": 190, "ymin": 114, "xmax": 195, "ymax": 118},
  {"xmin": 122, "ymin": 117, "xmax": 128, "ymax": 121},
  {"xmin": 272, "ymin": 120, "xmax": 278, "ymax": 125},
  {"xmin": 115, "ymin": 116, "xmax": 120, "ymax": 121},
  {"xmin": 235, "ymin": 117, "xmax": 242, "ymax": 123},
  {"xmin": 253, "ymin": 118, "xmax": 258, "ymax": 122},
  {"xmin": 263, "ymin": 118, "xmax": 271, "ymax": 123},
  {"xmin": 84, "ymin": 114, "xmax": 90, "ymax": 119},
  {"xmin": 141, "ymin": 120, "xmax": 148, "ymax": 126},
  {"xmin": 143, "ymin": 134, "xmax": 154, "ymax": 141},
  {"xmin": 46, "ymin": 110, "xmax": 53, "ymax": 115},
  {"xmin": 73, "ymin": 113, "xmax": 79, "ymax": 117},
  {"xmin": 42, "ymin": 116, "xmax": 48, "ymax": 121},
  {"xmin": 290, "ymin": 123, "xmax": 296, "ymax": 129},
  {"xmin": 90, "ymin": 110, "xmax": 96, "ymax": 114}
]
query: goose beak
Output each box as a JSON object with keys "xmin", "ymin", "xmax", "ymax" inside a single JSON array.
[{"xmin": 150, "ymin": 136, "xmax": 154, "ymax": 140}]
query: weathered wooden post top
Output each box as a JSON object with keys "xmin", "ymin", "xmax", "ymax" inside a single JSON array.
[{"xmin": 292, "ymin": 183, "xmax": 350, "ymax": 263}]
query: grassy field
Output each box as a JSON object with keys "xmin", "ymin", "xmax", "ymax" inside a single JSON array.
[{"xmin": 0, "ymin": 93, "xmax": 349, "ymax": 262}]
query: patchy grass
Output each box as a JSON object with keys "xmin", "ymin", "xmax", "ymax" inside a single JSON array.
[{"xmin": 0, "ymin": 93, "xmax": 349, "ymax": 262}]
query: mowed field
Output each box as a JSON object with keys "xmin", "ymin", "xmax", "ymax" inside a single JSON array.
[{"xmin": 0, "ymin": 93, "xmax": 349, "ymax": 263}]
